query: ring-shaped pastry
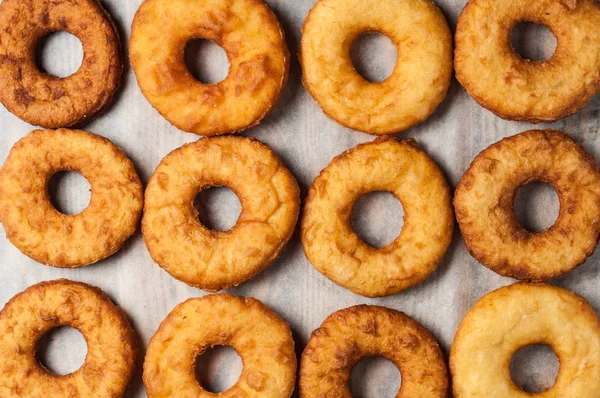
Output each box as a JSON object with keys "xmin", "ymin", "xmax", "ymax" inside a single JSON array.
[
  {"xmin": 0, "ymin": 0, "xmax": 122, "ymax": 128},
  {"xmin": 130, "ymin": 0, "xmax": 289, "ymax": 136},
  {"xmin": 0, "ymin": 129, "xmax": 143, "ymax": 268},
  {"xmin": 301, "ymin": 137, "xmax": 454, "ymax": 297},
  {"xmin": 143, "ymin": 293, "xmax": 296, "ymax": 397},
  {"xmin": 455, "ymin": 0, "xmax": 600, "ymax": 122},
  {"xmin": 0, "ymin": 279, "xmax": 138, "ymax": 397},
  {"xmin": 142, "ymin": 136, "xmax": 300, "ymax": 291},
  {"xmin": 454, "ymin": 130, "xmax": 600, "ymax": 280},
  {"xmin": 300, "ymin": 0, "xmax": 453, "ymax": 134},
  {"xmin": 450, "ymin": 282, "xmax": 600, "ymax": 397}
]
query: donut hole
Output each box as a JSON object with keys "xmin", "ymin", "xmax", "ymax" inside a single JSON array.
[
  {"xmin": 185, "ymin": 39, "xmax": 230, "ymax": 84},
  {"xmin": 193, "ymin": 186, "xmax": 242, "ymax": 232},
  {"xmin": 195, "ymin": 345, "xmax": 242, "ymax": 393},
  {"xmin": 514, "ymin": 181, "xmax": 559, "ymax": 232},
  {"xmin": 350, "ymin": 33, "xmax": 397, "ymax": 82},
  {"xmin": 511, "ymin": 22, "xmax": 557, "ymax": 62},
  {"xmin": 48, "ymin": 171, "xmax": 91, "ymax": 216},
  {"xmin": 510, "ymin": 344, "xmax": 559, "ymax": 393},
  {"xmin": 36, "ymin": 31, "xmax": 84, "ymax": 78},
  {"xmin": 351, "ymin": 191, "xmax": 404, "ymax": 248},
  {"xmin": 36, "ymin": 326, "xmax": 87, "ymax": 375},
  {"xmin": 350, "ymin": 357, "xmax": 402, "ymax": 397}
]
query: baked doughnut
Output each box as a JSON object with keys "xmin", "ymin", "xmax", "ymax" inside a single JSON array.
[
  {"xmin": 300, "ymin": 0, "xmax": 452, "ymax": 135},
  {"xmin": 142, "ymin": 136, "xmax": 299, "ymax": 291},
  {"xmin": 454, "ymin": 130, "xmax": 600, "ymax": 280},
  {"xmin": 0, "ymin": 279, "xmax": 138, "ymax": 398},
  {"xmin": 455, "ymin": 0, "xmax": 600, "ymax": 122},
  {"xmin": 144, "ymin": 293, "xmax": 296, "ymax": 397},
  {"xmin": 300, "ymin": 305, "xmax": 448, "ymax": 397},
  {"xmin": 0, "ymin": 129, "xmax": 143, "ymax": 268},
  {"xmin": 451, "ymin": 282, "xmax": 600, "ymax": 397},
  {"xmin": 130, "ymin": 0, "xmax": 289, "ymax": 136},
  {"xmin": 0, "ymin": 0, "xmax": 122, "ymax": 128},
  {"xmin": 301, "ymin": 137, "xmax": 453, "ymax": 297}
]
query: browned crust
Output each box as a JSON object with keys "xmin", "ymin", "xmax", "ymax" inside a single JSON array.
[
  {"xmin": 454, "ymin": 129, "xmax": 600, "ymax": 280},
  {"xmin": 0, "ymin": 279, "xmax": 139, "ymax": 397},
  {"xmin": 0, "ymin": 0, "xmax": 123, "ymax": 128},
  {"xmin": 300, "ymin": 305, "xmax": 449, "ymax": 397}
]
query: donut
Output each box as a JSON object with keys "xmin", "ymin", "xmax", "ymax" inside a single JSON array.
[
  {"xmin": 130, "ymin": 0, "xmax": 289, "ymax": 136},
  {"xmin": 144, "ymin": 293, "xmax": 296, "ymax": 397},
  {"xmin": 455, "ymin": 0, "xmax": 600, "ymax": 122},
  {"xmin": 0, "ymin": 0, "xmax": 122, "ymax": 128},
  {"xmin": 142, "ymin": 136, "xmax": 299, "ymax": 291},
  {"xmin": 0, "ymin": 129, "xmax": 143, "ymax": 268},
  {"xmin": 451, "ymin": 282, "xmax": 600, "ymax": 397},
  {"xmin": 300, "ymin": 0, "xmax": 452, "ymax": 135},
  {"xmin": 0, "ymin": 279, "xmax": 138, "ymax": 397},
  {"xmin": 300, "ymin": 305, "xmax": 448, "ymax": 397},
  {"xmin": 301, "ymin": 137, "xmax": 454, "ymax": 297},
  {"xmin": 454, "ymin": 129, "xmax": 600, "ymax": 280}
]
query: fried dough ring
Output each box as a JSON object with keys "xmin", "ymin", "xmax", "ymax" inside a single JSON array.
[
  {"xmin": 0, "ymin": 129, "xmax": 143, "ymax": 268},
  {"xmin": 142, "ymin": 136, "xmax": 300, "ymax": 291},
  {"xmin": 300, "ymin": 305, "xmax": 448, "ymax": 397},
  {"xmin": 300, "ymin": 0, "xmax": 452, "ymax": 135},
  {"xmin": 130, "ymin": 0, "xmax": 289, "ymax": 136},
  {"xmin": 0, "ymin": 0, "xmax": 122, "ymax": 128},
  {"xmin": 144, "ymin": 293, "xmax": 296, "ymax": 398},
  {"xmin": 0, "ymin": 279, "xmax": 138, "ymax": 398},
  {"xmin": 301, "ymin": 137, "xmax": 454, "ymax": 297},
  {"xmin": 454, "ymin": 130, "xmax": 600, "ymax": 280},
  {"xmin": 455, "ymin": 0, "xmax": 600, "ymax": 122},
  {"xmin": 450, "ymin": 283, "xmax": 600, "ymax": 397}
]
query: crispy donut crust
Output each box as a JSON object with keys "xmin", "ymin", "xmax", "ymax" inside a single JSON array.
[
  {"xmin": 0, "ymin": 129, "xmax": 143, "ymax": 268},
  {"xmin": 0, "ymin": 279, "xmax": 139, "ymax": 398},
  {"xmin": 143, "ymin": 293, "xmax": 297, "ymax": 398},
  {"xmin": 0, "ymin": 0, "xmax": 123, "ymax": 128},
  {"xmin": 300, "ymin": 0, "xmax": 453, "ymax": 135},
  {"xmin": 300, "ymin": 305, "xmax": 449, "ymax": 397},
  {"xmin": 142, "ymin": 136, "xmax": 300, "ymax": 291},
  {"xmin": 301, "ymin": 137, "xmax": 454, "ymax": 297},
  {"xmin": 130, "ymin": 0, "xmax": 289, "ymax": 136},
  {"xmin": 455, "ymin": 0, "xmax": 600, "ymax": 122},
  {"xmin": 454, "ymin": 130, "xmax": 600, "ymax": 280},
  {"xmin": 450, "ymin": 283, "xmax": 600, "ymax": 397}
]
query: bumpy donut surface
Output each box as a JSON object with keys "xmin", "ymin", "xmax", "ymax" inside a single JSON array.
[
  {"xmin": 0, "ymin": 0, "xmax": 122, "ymax": 128},
  {"xmin": 300, "ymin": 0, "xmax": 453, "ymax": 134},
  {"xmin": 142, "ymin": 136, "xmax": 300, "ymax": 291},
  {"xmin": 451, "ymin": 283, "xmax": 600, "ymax": 397},
  {"xmin": 455, "ymin": 0, "xmax": 600, "ymax": 122},
  {"xmin": 454, "ymin": 130, "xmax": 600, "ymax": 280},
  {"xmin": 0, "ymin": 129, "xmax": 143, "ymax": 268},
  {"xmin": 300, "ymin": 305, "xmax": 449, "ymax": 397},
  {"xmin": 143, "ymin": 293, "xmax": 296, "ymax": 398},
  {"xmin": 0, "ymin": 279, "xmax": 139, "ymax": 398},
  {"xmin": 130, "ymin": 0, "xmax": 289, "ymax": 136},
  {"xmin": 301, "ymin": 137, "xmax": 454, "ymax": 297}
]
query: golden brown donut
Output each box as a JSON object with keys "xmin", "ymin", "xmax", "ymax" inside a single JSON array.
[
  {"xmin": 0, "ymin": 279, "xmax": 139, "ymax": 398},
  {"xmin": 144, "ymin": 293, "xmax": 296, "ymax": 398},
  {"xmin": 300, "ymin": 0, "xmax": 453, "ymax": 135},
  {"xmin": 455, "ymin": 0, "xmax": 600, "ymax": 122},
  {"xmin": 300, "ymin": 305, "xmax": 449, "ymax": 397},
  {"xmin": 0, "ymin": 0, "xmax": 122, "ymax": 128},
  {"xmin": 130, "ymin": 0, "xmax": 289, "ymax": 136},
  {"xmin": 301, "ymin": 137, "xmax": 454, "ymax": 297},
  {"xmin": 142, "ymin": 136, "xmax": 300, "ymax": 291},
  {"xmin": 450, "ymin": 282, "xmax": 600, "ymax": 397},
  {"xmin": 454, "ymin": 130, "xmax": 600, "ymax": 280},
  {"xmin": 0, "ymin": 129, "xmax": 143, "ymax": 268}
]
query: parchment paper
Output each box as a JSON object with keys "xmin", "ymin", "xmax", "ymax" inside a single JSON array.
[{"xmin": 0, "ymin": 0, "xmax": 598, "ymax": 396}]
